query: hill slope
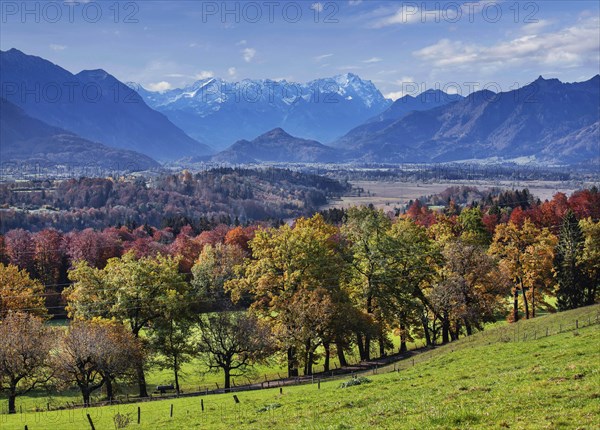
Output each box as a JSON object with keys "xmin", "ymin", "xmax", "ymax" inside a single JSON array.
[
  {"xmin": 3, "ymin": 305, "xmax": 598, "ymax": 429},
  {"xmin": 211, "ymin": 128, "xmax": 341, "ymax": 163}
]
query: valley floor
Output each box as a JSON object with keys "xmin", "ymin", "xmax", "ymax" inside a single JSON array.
[{"xmin": 321, "ymin": 179, "xmax": 595, "ymax": 211}]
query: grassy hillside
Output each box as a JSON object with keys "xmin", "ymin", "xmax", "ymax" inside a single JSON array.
[{"xmin": 1, "ymin": 305, "xmax": 598, "ymax": 430}]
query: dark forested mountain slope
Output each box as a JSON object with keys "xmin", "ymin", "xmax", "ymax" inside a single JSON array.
[
  {"xmin": 0, "ymin": 97, "xmax": 159, "ymax": 171},
  {"xmin": 0, "ymin": 49, "xmax": 212, "ymax": 161}
]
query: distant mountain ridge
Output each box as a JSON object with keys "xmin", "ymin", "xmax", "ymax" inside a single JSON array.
[
  {"xmin": 335, "ymin": 75, "xmax": 600, "ymax": 164},
  {"xmin": 335, "ymin": 89, "xmax": 463, "ymax": 149},
  {"xmin": 0, "ymin": 49, "xmax": 212, "ymax": 162},
  {"xmin": 210, "ymin": 128, "xmax": 341, "ymax": 163},
  {"xmin": 136, "ymin": 73, "xmax": 392, "ymax": 149},
  {"xmin": 0, "ymin": 98, "xmax": 159, "ymax": 170}
]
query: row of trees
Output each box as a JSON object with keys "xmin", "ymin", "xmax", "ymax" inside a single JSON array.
[{"xmin": 1, "ymin": 187, "xmax": 597, "ymax": 303}]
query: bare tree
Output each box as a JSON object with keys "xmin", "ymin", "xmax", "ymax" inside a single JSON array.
[
  {"xmin": 95, "ymin": 323, "xmax": 144, "ymax": 401},
  {"xmin": 54, "ymin": 321, "xmax": 142, "ymax": 406},
  {"xmin": 0, "ymin": 312, "xmax": 54, "ymax": 414}
]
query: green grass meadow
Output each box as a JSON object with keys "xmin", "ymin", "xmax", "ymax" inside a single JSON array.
[{"xmin": 1, "ymin": 305, "xmax": 598, "ymax": 430}]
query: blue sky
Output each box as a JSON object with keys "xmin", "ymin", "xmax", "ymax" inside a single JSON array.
[{"xmin": 1, "ymin": 0, "xmax": 598, "ymax": 99}]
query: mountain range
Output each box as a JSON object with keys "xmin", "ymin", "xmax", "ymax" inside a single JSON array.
[
  {"xmin": 136, "ymin": 73, "xmax": 391, "ymax": 149},
  {"xmin": 1, "ymin": 48, "xmax": 598, "ymax": 168}
]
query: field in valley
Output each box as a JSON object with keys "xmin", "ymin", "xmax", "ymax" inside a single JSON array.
[{"xmin": 322, "ymin": 180, "xmax": 595, "ymax": 211}]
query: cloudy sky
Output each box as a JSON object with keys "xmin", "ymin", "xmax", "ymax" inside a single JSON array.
[{"xmin": 1, "ymin": 0, "xmax": 598, "ymax": 99}]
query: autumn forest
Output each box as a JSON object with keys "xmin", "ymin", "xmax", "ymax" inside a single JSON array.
[{"xmin": 0, "ymin": 175, "xmax": 598, "ymax": 414}]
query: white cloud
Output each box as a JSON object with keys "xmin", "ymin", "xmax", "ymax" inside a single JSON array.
[
  {"xmin": 397, "ymin": 76, "xmax": 415, "ymax": 84},
  {"xmin": 314, "ymin": 53, "xmax": 334, "ymax": 62},
  {"xmin": 363, "ymin": 57, "xmax": 383, "ymax": 63},
  {"xmin": 384, "ymin": 76, "xmax": 416, "ymax": 100},
  {"xmin": 384, "ymin": 91, "xmax": 404, "ymax": 101},
  {"xmin": 371, "ymin": 4, "xmax": 459, "ymax": 28},
  {"xmin": 228, "ymin": 67, "xmax": 237, "ymax": 78},
  {"xmin": 242, "ymin": 47, "xmax": 256, "ymax": 63},
  {"xmin": 413, "ymin": 17, "xmax": 600, "ymax": 70},
  {"xmin": 194, "ymin": 70, "xmax": 214, "ymax": 80},
  {"xmin": 348, "ymin": 0, "xmax": 363, "ymax": 5},
  {"xmin": 236, "ymin": 40, "xmax": 247, "ymax": 46},
  {"xmin": 372, "ymin": 5, "xmax": 421, "ymax": 27},
  {"xmin": 147, "ymin": 81, "xmax": 172, "ymax": 92},
  {"xmin": 521, "ymin": 19, "xmax": 552, "ymax": 35},
  {"xmin": 337, "ymin": 65, "xmax": 361, "ymax": 70},
  {"xmin": 49, "ymin": 44, "xmax": 66, "ymax": 51}
]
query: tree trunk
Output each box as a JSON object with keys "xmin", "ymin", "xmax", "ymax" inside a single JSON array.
[
  {"xmin": 82, "ymin": 388, "xmax": 91, "ymax": 407},
  {"xmin": 422, "ymin": 316, "xmax": 432, "ymax": 346},
  {"xmin": 364, "ymin": 294, "xmax": 372, "ymax": 361},
  {"xmin": 356, "ymin": 332, "xmax": 366, "ymax": 361},
  {"xmin": 441, "ymin": 312, "xmax": 450, "ymax": 344},
  {"xmin": 105, "ymin": 377, "xmax": 114, "ymax": 402},
  {"xmin": 224, "ymin": 368, "xmax": 231, "ymax": 391},
  {"xmin": 306, "ymin": 350, "xmax": 314, "ymax": 376},
  {"xmin": 464, "ymin": 320, "xmax": 472, "ymax": 336},
  {"xmin": 287, "ymin": 347, "xmax": 298, "ymax": 378},
  {"xmin": 378, "ymin": 333, "xmax": 386, "ymax": 358},
  {"xmin": 531, "ymin": 286, "xmax": 536, "ymax": 318},
  {"xmin": 174, "ymin": 355, "xmax": 180, "ymax": 394},
  {"xmin": 8, "ymin": 388, "xmax": 16, "ymax": 414},
  {"xmin": 304, "ymin": 339, "xmax": 312, "ymax": 375},
  {"xmin": 323, "ymin": 342, "xmax": 330, "ymax": 372},
  {"xmin": 136, "ymin": 364, "xmax": 148, "ymax": 398},
  {"xmin": 364, "ymin": 334, "xmax": 371, "ymax": 360},
  {"xmin": 523, "ymin": 287, "xmax": 530, "ymax": 319},
  {"xmin": 336, "ymin": 340, "xmax": 347, "ymax": 367},
  {"xmin": 399, "ymin": 320, "xmax": 407, "ymax": 353},
  {"xmin": 513, "ymin": 287, "xmax": 519, "ymax": 322}
]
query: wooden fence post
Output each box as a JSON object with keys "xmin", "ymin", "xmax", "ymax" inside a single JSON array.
[
  {"xmin": 170, "ymin": 404, "xmax": 173, "ymax": 418},
  {"xmin": 137, "ymin": 406, "xmax": 141, "ymax": 424},
  {"xmin": 86, "ymin": 413, "xmax": 95, "ymax": 430}
]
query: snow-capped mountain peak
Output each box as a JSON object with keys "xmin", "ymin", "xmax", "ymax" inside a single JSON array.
[{"xmin": 135, "ymin": 74, "xmax": 392, "ymax": 148}]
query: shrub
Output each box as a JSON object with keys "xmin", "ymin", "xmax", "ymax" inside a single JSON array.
[{"xmin": 339, "ymin": 376, "xmax": 372, "ymax": 389}]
